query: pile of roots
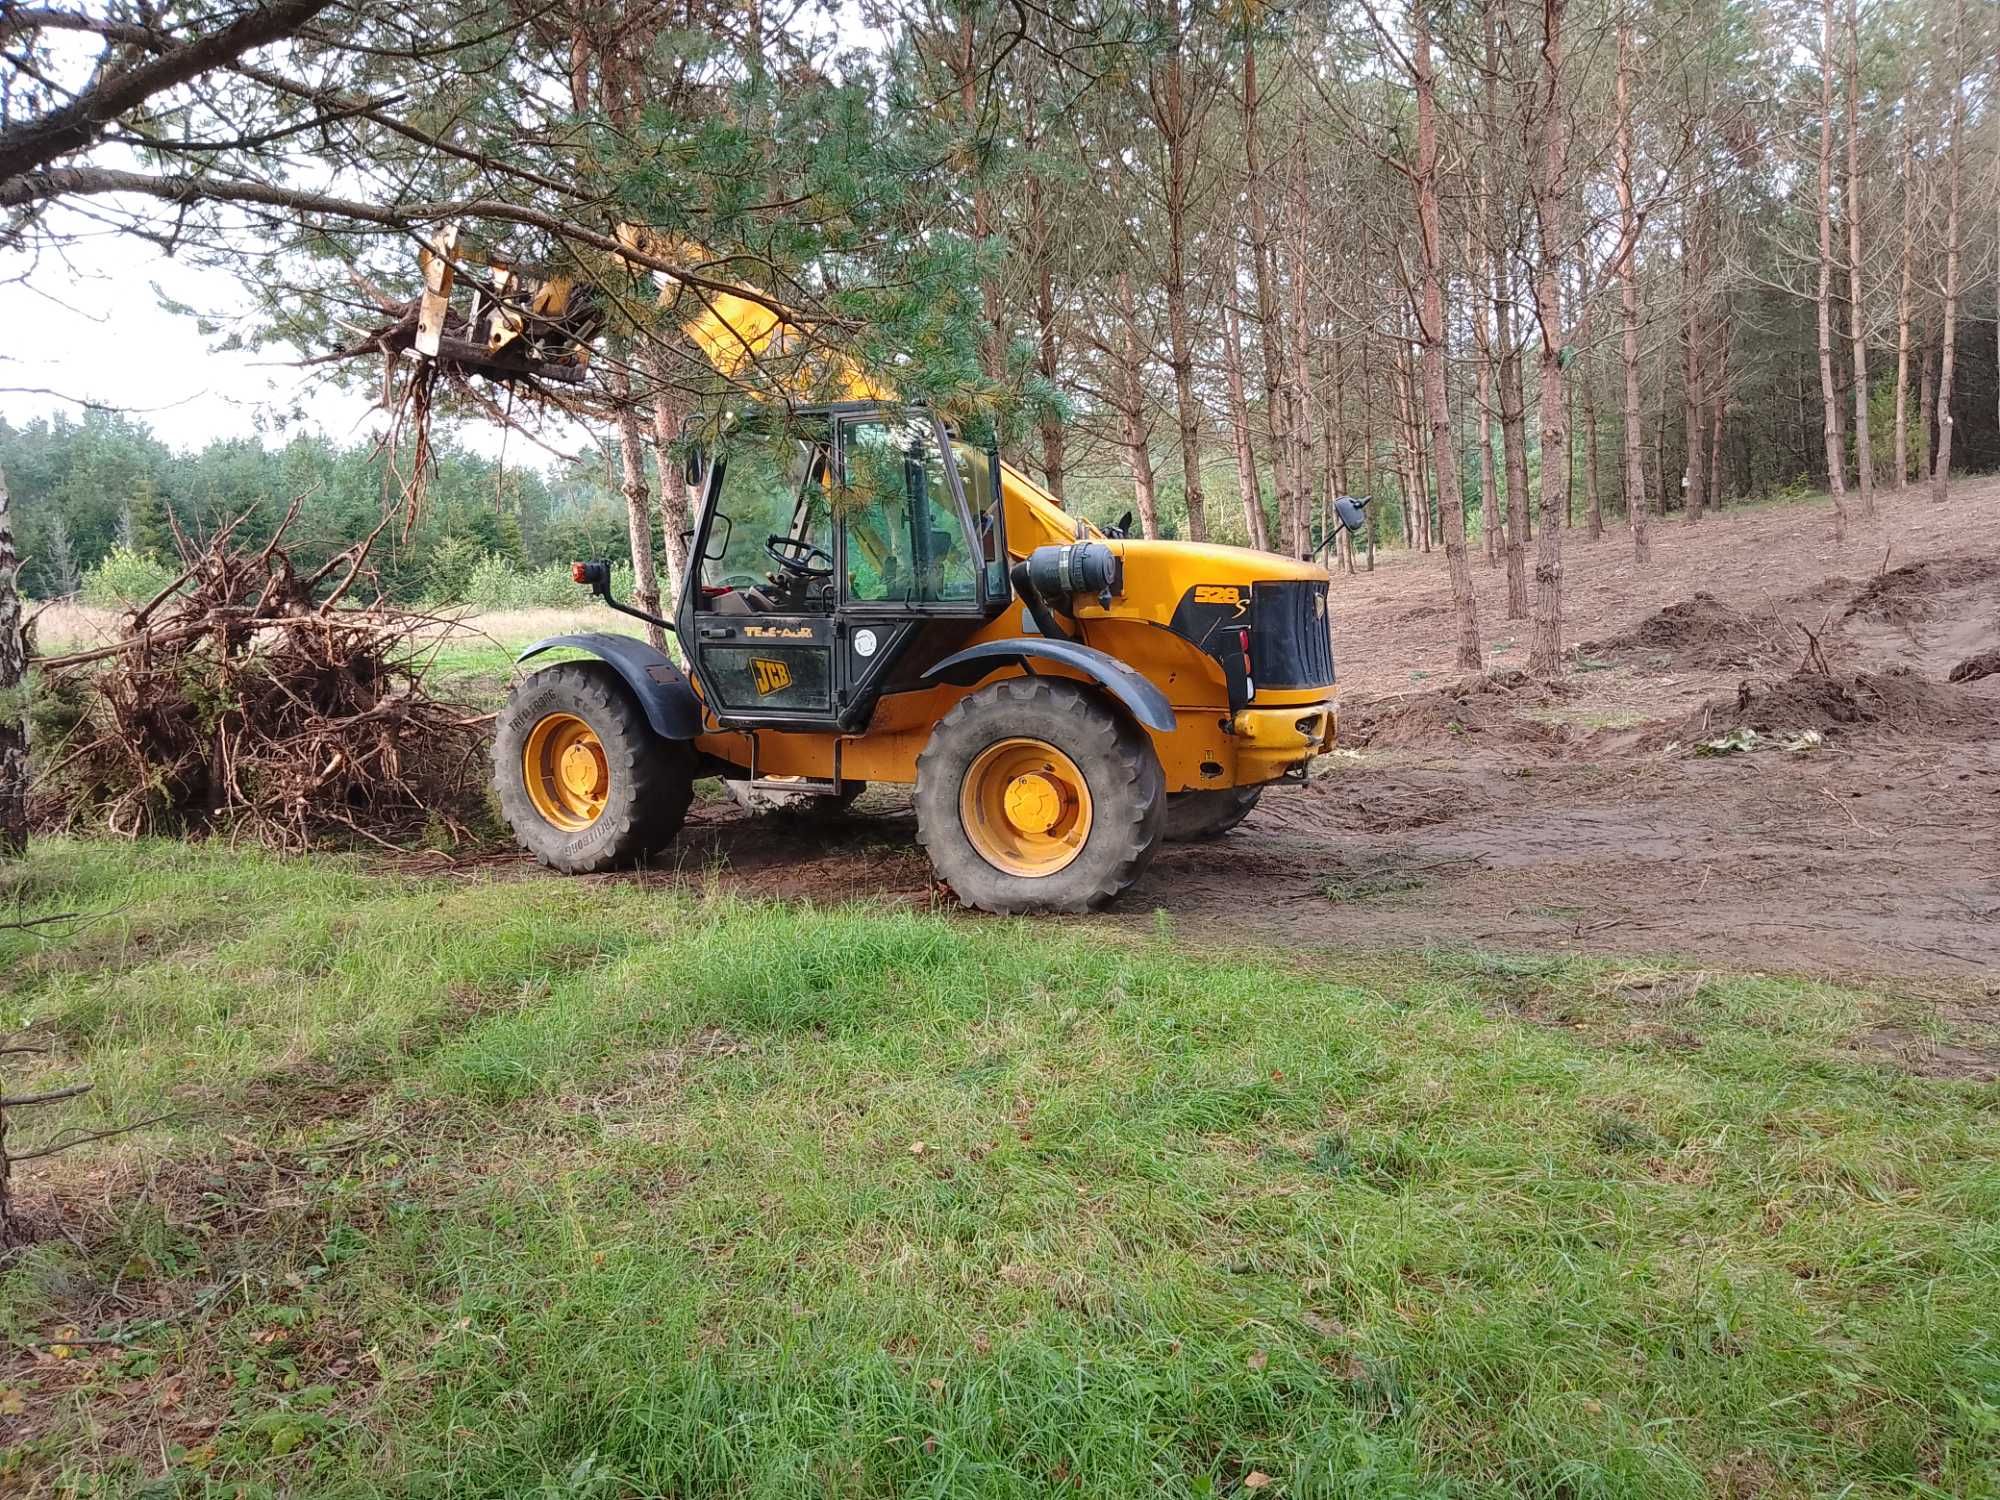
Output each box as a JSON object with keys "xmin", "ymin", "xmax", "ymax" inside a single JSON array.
[
  {"xmin": 32, "ymin": 514, "xmax": 492, "ymax": 851},
  {"xmin": 1844, "ymin": 555, "xmax": 2000, "ymax": 625},
  {"xmin": 1680, "ymin": 667, "xmax": 2000, "ymax": 744},
  {"xmin": 1343, "ymin": 670, "xmax": 1581, "ymax": 755},
  {"xmin": 1581, "ymin": 591, "xmax": 1792, "ymax": 671}
]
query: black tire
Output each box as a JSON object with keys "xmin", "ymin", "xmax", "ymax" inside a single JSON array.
[
  {"xmin": 1164, "ymin": 785, "xmax": 1264, "ymax": 842},
  {"xmin": 494, "ymin": 661, "xmax": 695, "ymax": 873},
  {"xmin": 915, "ymin": 677, "xmax": 1165, "ymax": 914}
]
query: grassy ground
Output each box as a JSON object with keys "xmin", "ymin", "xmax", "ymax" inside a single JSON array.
[{"xmin": 1, "ymin": 843, "xmax": 1997, "ymax": 1498}]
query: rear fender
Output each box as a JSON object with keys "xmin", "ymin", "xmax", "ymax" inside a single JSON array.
[
  {"xmin": 922, "ymin": 637, "xmax": 1175, "ymax": 733},
  {"xmin": 516, "ymin": 633, "xmax": 703, "ymax": 740}
]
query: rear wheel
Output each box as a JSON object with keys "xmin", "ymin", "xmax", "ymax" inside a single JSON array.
[
  {"xmin": 495, "ymin": 662, "xmax": 695, "ymax": 872},
  {"xmin": 916, "ymin": 677, "xmax": 1165, "ymax": 914},
  {"xmin": 1164, "ymin": 785, "xmax": 1264, "ymax": 842}
]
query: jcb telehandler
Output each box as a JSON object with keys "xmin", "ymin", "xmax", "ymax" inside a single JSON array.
[{"xmin": 403, "ymin": 236, "xmax": 1356, "ymax": 912}]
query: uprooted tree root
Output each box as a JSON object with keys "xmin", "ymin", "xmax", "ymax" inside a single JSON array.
[
  {"xmin": 1681, "ymin": 667, "xmax": 2000, "ymax": 743},
  {"xmin": 1579, "ymin": 591, "xmax": 1794, "ymax": 671},
  {"xmin": 1343, "ymin": 670, "xmax": 1583, "ymax": 755},
  {"xmin": 30, "ymin": 512, "xmax": 494, "ymax": 852},
  {"xmin": 1843, "ymin": 555, "xmax": 2000, "ymax": 625}
]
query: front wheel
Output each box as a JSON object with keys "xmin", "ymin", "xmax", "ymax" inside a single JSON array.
[
  {"xmin": 915, "ymin": 677, "xmax": 1165, "ymax": 914},
  {"xmin": 494, "ymin": 661, "xmax": 695, "ymax": 872},
  {"xmin": 1164, "ymin": 785, "xmax": 1264, "ymax": 842}
]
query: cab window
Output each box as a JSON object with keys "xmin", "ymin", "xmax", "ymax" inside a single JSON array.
[
  {"xmin": 838, "ymin": 416, "xmax": 977, "ymax": 605},
  {"xmin": 700, "ymin": 430, "xmax": 833, "ymax": 613}
]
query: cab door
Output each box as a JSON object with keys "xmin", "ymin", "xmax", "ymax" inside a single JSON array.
[
  {"xmin": 831, "ymin": 411, "xmax": 991, "ymax": 718},
  {"xmin": 679, "ymin": 425, "xmax": 841, "ymax": 728}
]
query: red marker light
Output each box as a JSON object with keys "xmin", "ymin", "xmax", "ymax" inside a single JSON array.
[{"xmin": 1239, "ymin": 628, "xmax": 1252, "ymax": 668}]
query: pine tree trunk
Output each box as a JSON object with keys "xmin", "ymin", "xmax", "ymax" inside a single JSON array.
[
  {"xmin": 1287, "ymin": 110, "xmax": 1318, "ymax": 562},
  {"xmin": 1498, "ymin": 293, "xmax": 1531, "ymax": 605},
  {"xmin": 1527, "ymin": 0, "xmax": 1570, "ymax": 679},
  {"xmin": 1411, "ymin": 4, "xmax": 1482, "ymax": 671},
  {"xmin": 1116, "ymin": 271, "xmax": 1162, "ymax": 539},
  {"xmin": 954, "ymin": 23, "xmax": 1005, "ymax": 382},
  {"xmin": 1393, "ymin": 337, "xmax": 1419, "ymax": 549},
  {"xmin": 1583, "ymin": 370, "xmax": 1604, "ymax": 540},
  {"xmin": 1918, "ymin": 338, "xmax": 1935, "ymax": 483},
  {"xmin": 607, "ymin": 365, "xmax": 667, "ymax": 653},
  {"xmin": 1163, "ymin": 162, "xmax": 1207, "ymax": 537},
  {"xmin": 638, "ymin": 347, "xmax": 692, "ymax": 601},
  {"xmin": 1411, "ymin": 349, "xmax": 1433, "ymax": 554},
  {"xmin": 1681, "ymin": 199, "xmax": 1707, "ymax": 523},
  {"xmin": 1472, "ymin": 155, "xmax": 1501, "ymax": 566},
  {"xmin": 1027, "ymin": 174, "xmax": 1067, "ymax": 500},
  {"xmin": 0, "ymin": 462, "xmax": 27, "ymax": 858},
  {"xmin": 1144, "ymin": 19, "xmax": 1208, "ymax": 542},
  {"xmin": 1360, "ymin": 336, "xmax": 1378, "ymax": 570},
  {"xmin": 1241, "ymin": 37, "xmax": 1291, "ymax": 554},
  {"xmin": 1930, "ymin": 0, "xmax": 1965, "ymax": 505},
  {"xmin": 1647, "ymin": 394, "xmax": 1667, "ymax": 517},
  {"xmin": 1615, "ymin": 20, "xmax": 1651, "ymax": 562},
  {"xmin": 1707, "ymin": 309, "xmax": 1729, "ymax": 508},
  {"xmin": 1486, "ymin": 2, "xmax": 1531, "ymax": 617},
  {"xmin": 1224, "ymin": 302, "xmax": 1270, "ymax": 550},
  {"xmin": 1894, "ymin": 115, "xmax": 1915, "ymax": 492},
  {"xmin": 1843, "ymin": 0, "xmax": 1875, "ymax": 517},
  {"xmin": 1815, "ymin": 0, "xmax": 1850, "ymax": 537},
  {"xmin": 1328, "ymin": 327, "xmax": 1349, "ymax": 494},
  {"xmin": 1477, "ymin": 356, "xmax": 1500, "ymax": 564}
]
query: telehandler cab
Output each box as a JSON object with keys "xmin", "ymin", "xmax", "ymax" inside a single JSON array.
[{"xmin": 386, "ymin": 228, "xmax": 1357, "ymax": 911}]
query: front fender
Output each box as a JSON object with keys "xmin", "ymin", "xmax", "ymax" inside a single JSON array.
[
  {"xmin": 516, "ymin": 633, "xmax": 703, "ymax": 740},
  {"xmin": 922, "ymin": 637, "xmax": 1176, "ymax": 733}
]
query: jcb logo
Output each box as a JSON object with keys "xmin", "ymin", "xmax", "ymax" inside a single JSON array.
[{"xmin": 751, "ymin": 657, "xmax": 793, "ymax": 695}]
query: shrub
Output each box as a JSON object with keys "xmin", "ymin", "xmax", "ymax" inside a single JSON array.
[
  {"xmin": 436, "ymin": 554, "xmax": 638, "ymax": 611},
  {"xmin": 423, "ymin": 535, "xmax": 484, "ymax": 603},
  {"xmin": 80, "ymin": 546, "xmax": 177, "ymax": 609}
]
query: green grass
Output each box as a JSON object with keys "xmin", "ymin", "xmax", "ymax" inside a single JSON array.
[{"xmin": 2, "ymin": 843, "xmax": 1997, "ymax": 1497}]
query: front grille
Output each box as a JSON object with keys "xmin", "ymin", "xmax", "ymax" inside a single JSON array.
[{"xmin": 1251, "ymin": 580, "xmax": 1336, "ymax": 688}]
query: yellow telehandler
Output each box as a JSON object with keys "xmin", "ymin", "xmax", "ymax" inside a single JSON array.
[{"xmin": 404, "ymin": 237, "xmax": 1358, "ymax": 912}]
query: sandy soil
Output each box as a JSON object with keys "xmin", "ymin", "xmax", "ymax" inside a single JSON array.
[{"xmin": 563, "ymin": 480, "xmax": 2000, "ymax": 985}]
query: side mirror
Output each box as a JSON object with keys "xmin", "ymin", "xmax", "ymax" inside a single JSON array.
[
  {"xmin": 674, "ymin": 415, "xmax": 707, "ymax": 487},
  {"xmin": 1333, "ymin": 495, "xmax": 1372, "ymax": 534}
]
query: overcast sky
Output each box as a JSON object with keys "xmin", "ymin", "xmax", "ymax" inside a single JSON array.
[{"xmin": 0, "ymin": 199, "xmax": 410, "ymax": 451}]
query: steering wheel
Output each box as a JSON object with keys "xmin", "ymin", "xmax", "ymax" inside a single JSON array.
[{"xmin": 765, "ymin": 533, "xmax": 834, "ymax": 579}]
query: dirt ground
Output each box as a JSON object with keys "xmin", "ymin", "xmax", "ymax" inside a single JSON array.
[{"xmin": 580, "ymin": 479, "xmax": 2000, "ymax": 984}]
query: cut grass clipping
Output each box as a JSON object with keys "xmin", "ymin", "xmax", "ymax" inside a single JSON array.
[{"xmin": 2, "ymin": 841, "xmax": 1997, "ymax": 1497}]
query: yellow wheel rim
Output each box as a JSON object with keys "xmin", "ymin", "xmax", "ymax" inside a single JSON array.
[
  {"xmin": 959, "ymin": 738, "xmax": 1093, "ymax": 877},
  {"xmin": 523, "ymin": 713, "xmax": 609, "ymax": 831}
]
